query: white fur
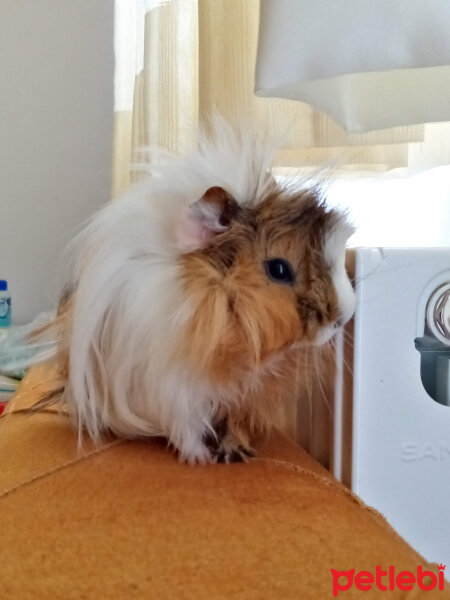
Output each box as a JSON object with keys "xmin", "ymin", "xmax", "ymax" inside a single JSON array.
[
  {"xmin": 316, "ymin": 217, "xmax": 356, "ymax": 346},
  {"xmin": 65, "ymin": 120, "xmax": 279, "ymax": 463},
  {"xmin": 62, "ymin": 119, "xmax": 355, "ymax": 462}
]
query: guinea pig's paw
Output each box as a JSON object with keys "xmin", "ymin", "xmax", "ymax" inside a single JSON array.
[
  {"xmin": 179, "ymin": 442, "xmax": 214, "ymax": 466},
  {"xmin": 214, "ymin": 431, "xmax": 255, "ymax": 464}
]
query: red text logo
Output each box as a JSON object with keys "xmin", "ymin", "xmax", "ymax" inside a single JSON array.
[{"xmin": 330, "ymin": 564, "xmax": 446, "ymax": 597}]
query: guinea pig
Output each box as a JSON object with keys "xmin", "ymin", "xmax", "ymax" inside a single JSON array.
[{"xmin": 39, "ymin": 119, "xmax": 355, "ymax": 464}]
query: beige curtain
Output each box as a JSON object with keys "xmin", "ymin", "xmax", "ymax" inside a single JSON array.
[{"xmin": 113, "ymin": 0, "xmax": 450, "ymax": 198}]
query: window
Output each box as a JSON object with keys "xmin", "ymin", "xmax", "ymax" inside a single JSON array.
[{"xmin": 326, "ymin": 166, "xmax": 450, "ymax": 247}]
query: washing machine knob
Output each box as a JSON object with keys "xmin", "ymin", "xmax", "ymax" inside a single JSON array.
[{"xmin": 426, "ymin": 283, "xmax": 450, "ymax": 345}]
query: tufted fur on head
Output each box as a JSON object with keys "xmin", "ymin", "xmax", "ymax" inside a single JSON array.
[{"xmin": 37, "ymin": 118, "xmax": 355, "ymax": 464}]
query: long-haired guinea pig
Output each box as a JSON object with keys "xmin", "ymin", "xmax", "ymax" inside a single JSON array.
[{"xmin": 39, "ymin": 120, "xmax": 355, "ymax": 464}]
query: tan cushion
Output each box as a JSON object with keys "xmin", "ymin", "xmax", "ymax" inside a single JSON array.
[{"xmin": 0, "ymin": 365, "xmax": 448, "ymax": 599}]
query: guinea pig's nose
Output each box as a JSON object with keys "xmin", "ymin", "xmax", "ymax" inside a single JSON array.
[{"xmin": 334, "ymin": 315, "xmax": 344, "ymax": 328}]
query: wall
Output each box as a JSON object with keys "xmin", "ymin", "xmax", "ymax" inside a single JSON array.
[{"xmin": 0, "ymin": 1, "xmax": 114, "ymax": 324}]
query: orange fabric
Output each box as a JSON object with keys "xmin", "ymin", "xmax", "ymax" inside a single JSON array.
[{"xmin": 0, "ymin": 366, "xmax": 448, "ymax": 599}]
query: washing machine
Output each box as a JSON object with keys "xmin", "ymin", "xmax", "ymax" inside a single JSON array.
[{"xmin": 334, "ymin": 247, "xmax": 450, "ymax": 568}]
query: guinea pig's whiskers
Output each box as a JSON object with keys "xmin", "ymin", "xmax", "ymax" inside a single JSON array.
[
  {"xmin": 299, "ymin": 344, "xmax": 313, "ymax": 449},
  {"xmin": 331, "ymin": 330, "xmax": 354, "ymax": 378},
  {"xmin": 341, "ymin": 351, "xmax": 354, "ymax": 377},
  {"xmin": 313, "ymin": 346, "xmax": 332, "ymax": 416},
  {"xmin": 292, "ymin": 349, "xmax": 302, "ymax": 437}
]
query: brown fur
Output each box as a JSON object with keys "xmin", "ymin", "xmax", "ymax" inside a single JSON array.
[
  {"xmin": 28, "ymin": 293, "xmax": 72, "ymax": 409},
  {"xmin": 178, "ymin": 187, "xmax": 340, "ymax": 439},
  {"xmin": 179, "ymin": 189, "xmax": 338, "ymax": 373}
]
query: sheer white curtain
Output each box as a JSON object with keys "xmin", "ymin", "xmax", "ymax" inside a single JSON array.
[{"xmin": 113, "ymin": 0, "xmax": 450, "ymax": 198}]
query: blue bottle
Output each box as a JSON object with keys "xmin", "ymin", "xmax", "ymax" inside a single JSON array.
[{"xmin": 0, "ymin": 280, "xmax": 11, "ymax": 327}]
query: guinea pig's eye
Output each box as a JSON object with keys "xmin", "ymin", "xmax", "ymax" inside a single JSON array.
[{"xmin": 264, "ymin": 258, "xmax": 295, "ymax": 285}]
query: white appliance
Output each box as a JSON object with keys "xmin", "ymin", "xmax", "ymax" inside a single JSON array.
[{"xmin": 333, "ymin": 247, "xmax": 450, "ymax": 568}]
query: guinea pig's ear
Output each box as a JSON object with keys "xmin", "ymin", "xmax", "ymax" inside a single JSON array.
[{"xmin": 175, "ymin": 186, "xmax": 239, "ymax": 252}]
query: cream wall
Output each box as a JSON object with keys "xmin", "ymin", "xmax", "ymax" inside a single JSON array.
[{"xmin": 0, "ymin": 1, "xmax": 114, "ymax": 324}]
